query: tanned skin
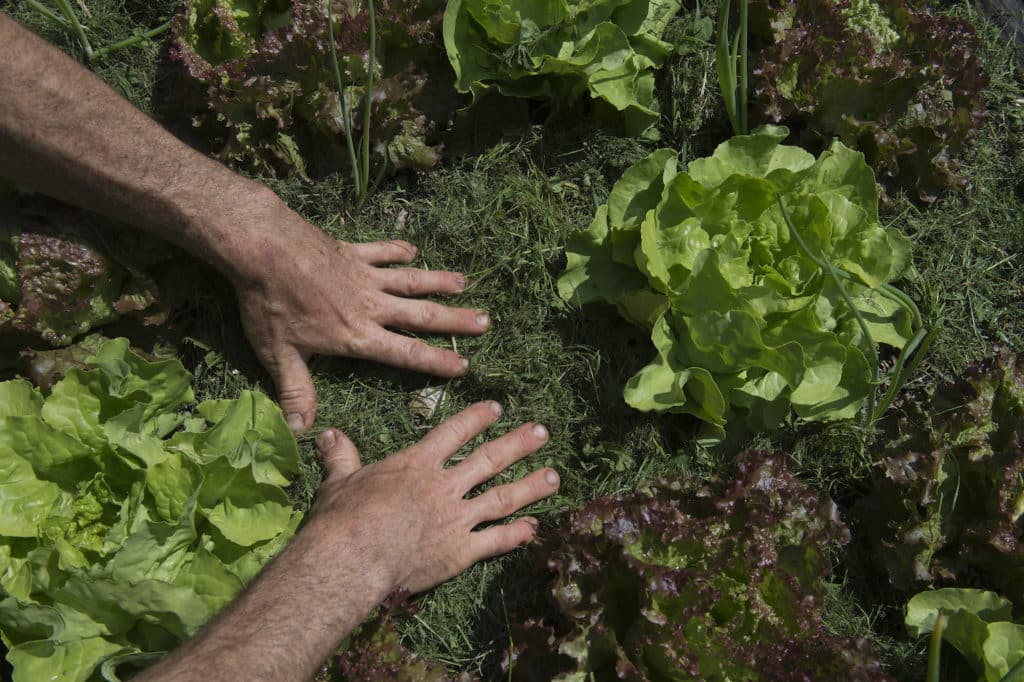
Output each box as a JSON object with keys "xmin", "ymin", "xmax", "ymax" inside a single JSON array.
[
  {"xmin": 0, "ymin": 16, "xmax": 560, "ymax": 681},
  {"xmin": 0, "ymin": 15, "xmax": 490, "ymax": 433},
  {"xmin": 134, "ymin": 402, "xmax": 558, "ymax": 681}
]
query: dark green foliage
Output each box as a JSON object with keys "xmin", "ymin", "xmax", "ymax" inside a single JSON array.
[
  {"xmin": 170, "ymin": 0, "xmax": 454, "ymax": 177},
  {"xmin": 750, "ymin": 0, "xmax": 989, "ymax": 203},
  {"xmin": 505, "ymin": 451, "xmax": 890, "ymax": 680},
  {"xmin": 853, "ymin": 353, "xmax": 1024, "ymax": 613}
]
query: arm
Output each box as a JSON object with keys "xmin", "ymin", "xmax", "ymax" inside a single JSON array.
[
  {"xmin": 133, "ymin": 402, "xmax": 559, "ymax": 681},
  {"xmin": 0, "ymin": 16, "xmax": 490, "ymax": 432}
]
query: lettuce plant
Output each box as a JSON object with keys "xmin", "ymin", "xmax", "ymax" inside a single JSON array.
[
  {"xmin": 0, "ymin": 195, "xmax": 192, "ymax": 351},
  {"xmin": 559, "ymin": 126, "xmax": 918, "ymax": 439},
  {"xmin": 443, "ymin": 0, "xmax": 681, "ymax": 139},
  {"xmin": 505, "ymin": 451, "xmax": 890, "ymax": 680},
  {"xmin": 170, "ymin": 0, "xmax": 450, "ymax": 178},
  {"xmin": 751, "ymin": 0, "xmax": 989, "ymax": 203},
  {"xmin": 906, "ymin": 588, "xmax": 1024, "ymax": 682},
  {"xmin": 852, "ymin": 353, "xmax": 1024, "ymax": 610},
  {"xmin": 0, "ymin": 339, "xmax": 303, "ymax": 682}
]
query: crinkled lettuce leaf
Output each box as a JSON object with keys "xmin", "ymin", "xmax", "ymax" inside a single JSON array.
[
  {"xmin": 560, "ymin": 126, "xmax": 915, "ymax": 438},
  {"xmin": 853, "ymin": 352, "xmax": 1024, "ymax": 612},
  {"xmin": 170, "ymin": 0, "xmax": 452, "ymax": 177},
  {"xmin": 505, "ymin": 451, "xmax": 890, "ymax": 680},
  {"xmin": 0, "ymin": 339, "xmax": 303, "ymax": 682},
  {"xmin": 443, "ymin": 0, "xmax": 681, "ymax": 139},
  {"xmin": 751, "ymin": 0, "xmax": 989, "ymax": 203}
]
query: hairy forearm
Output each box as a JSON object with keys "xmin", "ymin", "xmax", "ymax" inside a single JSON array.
[
  {"xmin": 134, "ymin": 516, "xmax": 391, "ymax": 682},
  {"xmin": 0, "ymin": 15, "xmax": 293, "ymax": 284}
]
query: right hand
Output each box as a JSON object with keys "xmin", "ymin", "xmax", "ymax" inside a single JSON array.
[{"xmin": 306, "ymin": 401, "xmax": 560, "ymax": 595}]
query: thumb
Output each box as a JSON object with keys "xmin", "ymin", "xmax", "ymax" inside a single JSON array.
[
  {"xmin": 271, "ymin": 347, "xmax": 317, "ymax": 433},
  {"xmin": 316, "ymin": 429, "xmax": 362, "ymax": 479}
]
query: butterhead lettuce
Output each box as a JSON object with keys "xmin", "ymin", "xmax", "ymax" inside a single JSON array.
[
  {"xmin": 0, "ymin": 339, "xmax": 303, "ymax": 681},
  {"xmin": 560, "ymin": 126, "xmax": 916, "ymax": 439}
]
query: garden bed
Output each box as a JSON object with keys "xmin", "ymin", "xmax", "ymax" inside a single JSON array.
[{"xmin": 3, "ymin": 0, "xmax": 1024, "ymax": 679}]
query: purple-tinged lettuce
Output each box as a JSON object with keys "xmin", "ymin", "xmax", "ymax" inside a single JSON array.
[
  {"xmin": 170, "ymin": 0, "xmax": 452, "ymax": 177},
  {"xmin": 0, "ymin": 196, "xmax": 193, "ymax": 354},
  {"xmin": 323, "ymin": 604, "xmax": 477, "ymax": 682},
  {"xmin": 505, "ymin": 451, "xmax": 890, "ymax": 681},
  {"xmin": 852, "ymin": 352, "xmax": 1024, "ymax": 611},
  {"xmin": 751, "ymin": 0, "xmax": 989, "ymax": 203}
]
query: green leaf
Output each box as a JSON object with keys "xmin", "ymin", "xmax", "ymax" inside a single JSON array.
[{"xmin": 0, "ymin": 381, "xmax": 42, "ymax": 418}]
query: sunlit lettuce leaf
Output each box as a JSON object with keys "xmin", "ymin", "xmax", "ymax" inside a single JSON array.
[
  {"xmin": 0, "ymin": 339, "xmax": 303, "ymax": 681},
  {"xmin": 560, "ymin": 126, "xmax": 915, "ymax": 437},
  {"xmin": 443, "ymin": 0, "xmax": 681, "ymax": 139},
  {"xmin": 906, "ymin": 588, "xmax": 1024, "ymax": 682}
]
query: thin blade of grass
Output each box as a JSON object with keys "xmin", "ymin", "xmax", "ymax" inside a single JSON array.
[{"xmin": 738, "ymin": 0, "xmax": 748, "ymax": 134}]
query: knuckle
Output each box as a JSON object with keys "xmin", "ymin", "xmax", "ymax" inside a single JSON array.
[
  {"xmin": 416, "ymin": 304, "xmax": 438, "ymax": 327},
  {"xmin": 493, "ymin": 486, "xmax": 514, "ymax": 514}
]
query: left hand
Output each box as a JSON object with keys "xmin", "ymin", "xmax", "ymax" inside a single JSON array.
[{"xmin": 231, "ymin": 194, "xmax": 491, "ymax": 432}]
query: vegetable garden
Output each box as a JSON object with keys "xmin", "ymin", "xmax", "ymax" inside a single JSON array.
[{"xmin": 1, "ymin": 0, "xmax": 1023, "ymax": 679}]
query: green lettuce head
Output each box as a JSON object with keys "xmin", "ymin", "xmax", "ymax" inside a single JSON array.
[
  {"xmin": 560, "ymin": 126, "xmax": 916, "ymax": 439},
  {"xmin": 443, "ymin": 0, "xmax": 681, "ymax": 139},
  {"xmin": 0, "ymin": 339, "xmax": 303, "ymax": 681}
]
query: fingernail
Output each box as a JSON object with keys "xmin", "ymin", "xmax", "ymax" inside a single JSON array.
[
  {"xmin": 544, "ymin": 469, "xmax": 559, "ymax": 487},
  {"xmin": 316, "ymin": 429, "xmax": 336, "ymax": 451},
  {"xmin": 476, "ymin": 312, "xmax": 490, "ymax": 329},
  {"xmin": 533, "ymin": 424, "xmax": 549, "ymax": 441},
  {"xmin": 457, "ymin": 275, "xmax": 468, "ymax": 291},
  {"xmin": 525, "ymin": 517, "xmax": 539, "ymax": 530},
  {"xmin": 459, "ymin": 357, "xmax": 471, "ymax": 373},
  {"xmin": 287, "ymin": 413, "xmax": 305, "ymax": 432},
  {"xmin": 489, "ymin": 401, "xmax": 503, "ymax": 416}
]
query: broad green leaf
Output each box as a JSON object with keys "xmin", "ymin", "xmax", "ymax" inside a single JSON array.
[
  {"xmin": 983, "ymin": 623, "xmax": 1024, "ymax": 682},
  {"xmin": 906, "ymin": 589, "xmax": 1013, "ymax": 636},
  {"xmin": 687, "ymin": 126, "xmax": 815, "ymax": 188},
  {"xmin": 0, "ymin": 381, "xmax": 42, "ymax": 418},
  {"xmin": 7, "ymin": 636, "xmax": 127, "ymax": 682}
]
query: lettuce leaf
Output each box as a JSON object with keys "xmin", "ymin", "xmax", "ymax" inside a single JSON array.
[
  {"xmin": 443, "ymin": 0, "xmax": 681, "ymax": 139},
  {"xmin": 0, "ymin": 339, "xmax": 303, "ymax": 681},
  {"xmin": 751, "ymin": 0, "xmax": 989, "ymax": 203},
  {"xmin": 505, "ymin": 451, "xmax": 890, "ymax": 680},
  {"xmin": 560, "ymin": 126, "xmax": 915, "ymax": 439},
  {"xmin": 170, "ymin": 0, "xmax": 453, "ymax": 177},
  {"xmin": 852, "ymin": 352, "xmax": 1024, "ymax": 612}
]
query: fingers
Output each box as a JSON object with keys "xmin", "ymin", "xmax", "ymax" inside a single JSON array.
[
  {"xmin": 380, "ymin": 298, "xmax": 490, "ymax": 336},
  {"xmin": 412, "ymin": 401, "xmax": 504, "ymax": 467},
  {"xmin": 378, "ymin": 268, "xmax": 467, "ymax": 297},
  {"xmin": 270, "ymin": 347, "xmax": 317, "ymax": 433},
  {"xmin": 465, "ymin": 467, "xmax": 559, "ymax": 527},
  {"xmin": 348, "ymin": 240, "xmax": 418, "ymax": 265},
  {"xmin": 455, "ymin": 423, "xmax": 549, "ymax": 490},
  {"xmin": 316, "ymin": 429, "xmax": 362, "ymax": 479},
  {"xmin": 367, "ymin": 331, "xmax": 471, "ymax": 377},
  {"xmin": 467, "ymin": 517, "xmax": 541, "ymax": 564}
]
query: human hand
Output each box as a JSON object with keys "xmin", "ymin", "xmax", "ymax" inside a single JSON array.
[
  {"xmin": 307, "ymin": 401, "xmax": 559, "ymax": 595},
  {"xmin": 232, "ymin": 195, "xmax": 490, "ymax": 433}
]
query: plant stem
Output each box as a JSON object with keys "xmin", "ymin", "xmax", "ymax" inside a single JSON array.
[
  {"xmin": 926, "ymin": 612, "xmax": 945, "ymax": 682},
  {"xmin": 327, "ymin": 0, "xmax": 363, "ymax": 193},
  {"xmin": 776, "ymin": 195, "xmax": 879, "ymax": 433},
  {"xmin": 739, "ymin": 0, "xmax": 748, "ymax": 134},
  {"xmin": 91, "ymin": 20, "xmax": 172, "ymax": 60},
  {"xmin": 53, "ymin": 0, "xmax": 93, "ymax": 60},
  {"xmin": 359, "ymin": 0, "xmax": 377, "ymax": 204},
  {"xmin": 716, "ymin": 0, "xmax": 740, "ymax": 135},
  {"xmin": 23, "ymin": 0, "xmax": 70, "ymax": 29}
]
